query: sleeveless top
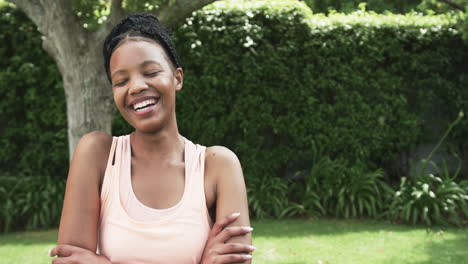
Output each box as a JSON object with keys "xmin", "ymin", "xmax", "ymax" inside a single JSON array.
[{"xmin": 98, "ymin": 135, "xmax": 212, "ymax": 264}]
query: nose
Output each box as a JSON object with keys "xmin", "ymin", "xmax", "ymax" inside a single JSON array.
[{"xmin": 128, "ymin": 75, "xmax": 149, "ymax": 95}]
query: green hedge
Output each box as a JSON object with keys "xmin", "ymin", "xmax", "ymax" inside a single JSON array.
[
  {"xmin": 1, "ymin": 1, "xmax": 468, "ymax": 226},
  {"xmin": 173, "ymin": 2, "xmax": 467, "ymax": 182},
  {"xmin": 0, "ymin": 8, "xmax": 68, "ymax": 177}
]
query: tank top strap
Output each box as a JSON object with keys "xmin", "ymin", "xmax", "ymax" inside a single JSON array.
[
  {"xmin": 192, "ymin": 143, "xmax": 207, "ymax": 208},
  {"xmin": 184, "ymin": 138, "xmax": 197, "ymax": 177},
  {"xmin": 190, "ymin": 143, "xmax": 206, "ymax": 185},
  {"xmin": 198, "ymin": 144, "xmax": 206, "ymax": 178},
  {"xmin": 183, "ymin": 140, "xmax": 211, "ymax": 225},
  {"xmin": 196, "ymin": 143, "xmax": 212, "ymax": 226},
  {"xmin": 106, "ymin": 137, "xmax": 118, "ymax": 167},
  {"xmin": 101, "ymin": 136, "xmax": 131, "ymax": 216}
]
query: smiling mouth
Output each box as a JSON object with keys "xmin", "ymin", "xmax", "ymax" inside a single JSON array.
[{"xmin": 132, "ymin": 98, "xmax": 160, "ymax": 112}]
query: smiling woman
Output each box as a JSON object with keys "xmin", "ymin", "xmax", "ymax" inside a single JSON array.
[{"xmin": 49, "ymin": 13, "xmax": 254, "ymax": 264}]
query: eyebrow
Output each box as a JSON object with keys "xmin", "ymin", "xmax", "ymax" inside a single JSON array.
[
  {"xmin": 141, "ymin": 60, "xmax": 163, "ymax": 67},
  {"xmin": 111, "ymin": 60, "xmax": 163, "ymax": 79}
]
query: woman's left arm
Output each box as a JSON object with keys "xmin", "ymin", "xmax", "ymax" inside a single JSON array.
[{"xmin": 205, "ymin": 146, "xmax": 252, "ymax": 264}]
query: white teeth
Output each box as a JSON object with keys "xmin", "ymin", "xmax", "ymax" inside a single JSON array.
[{"xmin": 133, "ymin": 98, "xmax": 157, "ymax": 110}]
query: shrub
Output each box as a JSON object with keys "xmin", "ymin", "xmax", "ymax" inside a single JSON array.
[
  {"xmin": 173, "ymin": 2, "xmax": 467, "ymax": 184},
  {"xmin": 0, "ymin": 7, "xmax": 68, "ymax": 178},
  {"xmin": 246, "ymin": 176, "xmax": 292, "ymax": 219},
  {"xmin": 389, "ymin": 113, "xmax": 468, "ymax": 226},
  {"xmin": 0, "ymin": 176, "xmax": 66, "ymax": 233},
  {"xmin": 389, "ymin": 174, "xmax": 468, "ymax": 226},
  {"xmin": 304, "ymin": 157, "xmax": 391, "ymax": 218}
]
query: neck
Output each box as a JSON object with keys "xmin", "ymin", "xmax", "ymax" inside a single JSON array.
[{"xmin": 130, "ymin": 119, "xmax": 184, "ymax": 161}]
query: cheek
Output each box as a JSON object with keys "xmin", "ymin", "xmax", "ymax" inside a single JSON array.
[
  {"xmin": 113, "ymin": 89, "xmax": 129, "ymax": 114},
  {"xmin": 155, "ymin": 78, "xmax": 173, "ymax": 90},
  {"xmin": 113, "ymin": 89, "xmax": 125, "ymax": 104}
]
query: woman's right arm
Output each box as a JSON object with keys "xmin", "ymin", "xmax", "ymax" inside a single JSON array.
[{"xmin": 57, "ymin": 131, "xmax": 112, "ymax": 252}]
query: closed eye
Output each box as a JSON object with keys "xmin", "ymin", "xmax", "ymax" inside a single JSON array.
[
  {"xmin": 113, "ymin": 79, "xmax": 128, "ymax": 87},
  {"xmin": 145, "ymin": 71, "xmax": 161, "ymax": 77}
]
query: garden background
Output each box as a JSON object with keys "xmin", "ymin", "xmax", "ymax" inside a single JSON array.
[{"xmin": 0, "ymin": 0, "xmax": 467, "ymax": 263}]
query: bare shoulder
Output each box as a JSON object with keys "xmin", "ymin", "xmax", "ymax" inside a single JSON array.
[
  {"xmin": 205, "ymin": 146, "xmax": 244, "ymax": 185},
  {"xmin": 77, "ymin": 131, "xmax": 113, "ymax": 151},
  {"xmin": 72, "ymin": 131, "xmax": 113, "ymax": 176},
  {"xmin": 205, "ymin": 146, "xmax": 242, "ymax": 171}
]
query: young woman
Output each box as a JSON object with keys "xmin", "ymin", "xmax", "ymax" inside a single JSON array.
[{"xmin": 49, "ymin": 13, "xmax": 253, "ymax": 264}]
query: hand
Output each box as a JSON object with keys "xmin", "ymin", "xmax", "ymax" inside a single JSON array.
[
  {"xmin": 200, "ymin": 213, "xmax": 255, "ymax": 264},
  {"xmin": 49, "ymin": 244, "xmax": 111, "ymax": 264}
]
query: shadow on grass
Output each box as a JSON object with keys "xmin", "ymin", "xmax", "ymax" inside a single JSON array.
[
  {"xmin": 418, "ymin": 235, "xmax": 468, "ymax": 264},
  {"xmin": 252, "ymin": 218, "xmax": 468, "ymax": 238},
  {"xmin": 380, "ymin": 235, "xmax": 468, "ymax": 264}
]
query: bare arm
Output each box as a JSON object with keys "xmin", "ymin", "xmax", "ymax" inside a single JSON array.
[
  {"xmin": 205, "ymin": 146, "xmax": 252, "ymax": 264},
  {"xmin": 57, "ymin": 131, "xmax": 112, "ymax": 251}
]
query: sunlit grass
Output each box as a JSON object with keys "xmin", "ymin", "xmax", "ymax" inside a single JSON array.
[
  {"xmin": 0, "ymin": 219, "xmax": 467, "ymax": 264},
  {"xmin": 252, "ymin": 219, "xmax": 468, "ymax": 264},
  {"xmin": 0, "ymin": 229, "xmax": 56, "ymax": 264}
]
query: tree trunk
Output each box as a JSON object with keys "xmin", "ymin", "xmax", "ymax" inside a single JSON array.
[
  {"xmin": 60, "ymin": 56, "xmax": 114, "ymax": 158},
  {"xmin": 36, "ymin": 4, "xmax": 115, "ymax": 159}
]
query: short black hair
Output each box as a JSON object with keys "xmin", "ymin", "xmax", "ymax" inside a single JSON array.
[{"xmin": 102, "ymin": 12, "xmax": 182, "ymax": 83}]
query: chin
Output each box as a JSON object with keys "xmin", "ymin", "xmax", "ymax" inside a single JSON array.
[
  {"xmin": 131, "ymin": 118, "xmax": 167, "ymax": 134},
  {"xmin": 137, "ymin": 125, "xmax": 163, "ymax": 134}
]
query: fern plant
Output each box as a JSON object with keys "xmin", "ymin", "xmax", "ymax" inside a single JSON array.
[
  {"xmin": 0, "ymin": 175, "xmax": 66, "ymax": 233},
  {"xmin": 247, "ymin": 176, "xmax": 291, "ymax": 219},
  {"xmin": 389, "ymin": 173, "xmax": 468, "ymax": 226},
  {"xmin": 334, "ymin": 166, "xmax": 391, "ymax": 219},
  {"xmin": 389, "ymin": 112, "xmax": 468, "ymax": 226},
  {"xmin": 305, "ymin": 157, "xmax": 391, "ymax": 219}
]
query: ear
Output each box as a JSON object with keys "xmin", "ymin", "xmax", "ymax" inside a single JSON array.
[{"xmin": 174, "ymin": 68, "xmax": 183, "ymax": 92}]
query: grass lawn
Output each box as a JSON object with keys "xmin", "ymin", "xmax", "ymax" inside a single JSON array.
[{"xmin": 0, "ymin": 219, "xmax": 467, "ymax": 264}]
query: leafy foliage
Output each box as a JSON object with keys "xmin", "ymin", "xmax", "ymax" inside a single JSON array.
[
  {"xmin": 388, "ymin": 113, "xmax": 468, "ymax": 226},
  {"xmin": 302, "ymin": 157, "xmax": 391, "ymax": 218},
  {"xmin": 418, "ymin": 0, "xmax": 468, "ymax": 14},
  {"xmin": 70, "ymin": 0, "xmax": 166, "ymax": 30},
  {"xmin": 246, "ymin": 176, "xmax": 292, "ymax": 219},
  {"xmin": 389, "ymin": 174, "xmax": 468, "ymax": 226},
  {"xmin": 172, "ymin": 2, "xmax": 467, "ymax": 184},
  {"xmin": 302, "ymin": 0, "xmax": 467, "ymax": 15},
  {"xmin": 304, "ymin": 0, "xmax": 421, "ymax": 14},
  {"xmin": 0, "ymin": 176, "xmax": 66, "ymax": 233},
  {"xmin": 0, "ymin": 7, "xmax": 68, "ymax": 177}
]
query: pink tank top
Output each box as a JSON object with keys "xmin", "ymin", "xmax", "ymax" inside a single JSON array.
[{"xmin": 98, "ymin": 135, "xmax": 212, "ymax": 263}]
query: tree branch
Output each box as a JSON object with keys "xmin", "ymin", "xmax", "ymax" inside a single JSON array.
[
  {"xmin": 437, "ymin": 0, "xmax": 465, "ymax": 11},
  {"xmin": 108, "ymin": 0, "xmax": 126, "ymax": 25},
  {"xmin": 8, "ymin": 0, "xmax": 46, "ymax": 29},
  {"xmin": 95, "ymin": 0, "xmax": 127, "ymax": 43},
  {"xmin": 10, "ymin": 0, "xmax": 87, "ymax": 58},
  {"xmin": 155, "ymin": 0, "xmax": 219, "ymax": 29},
  {"xmin": 40, "ymin": 0, "xmax": 88, "ymax": 57},
  {"xmin": 43, "ymin": 0, "xmax": 81, "ymax": 25}
]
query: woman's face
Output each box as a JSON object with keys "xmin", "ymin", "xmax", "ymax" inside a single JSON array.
[{"xmin": 109, "ymin": 39, "xmax": 183, "ymax": 133}]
